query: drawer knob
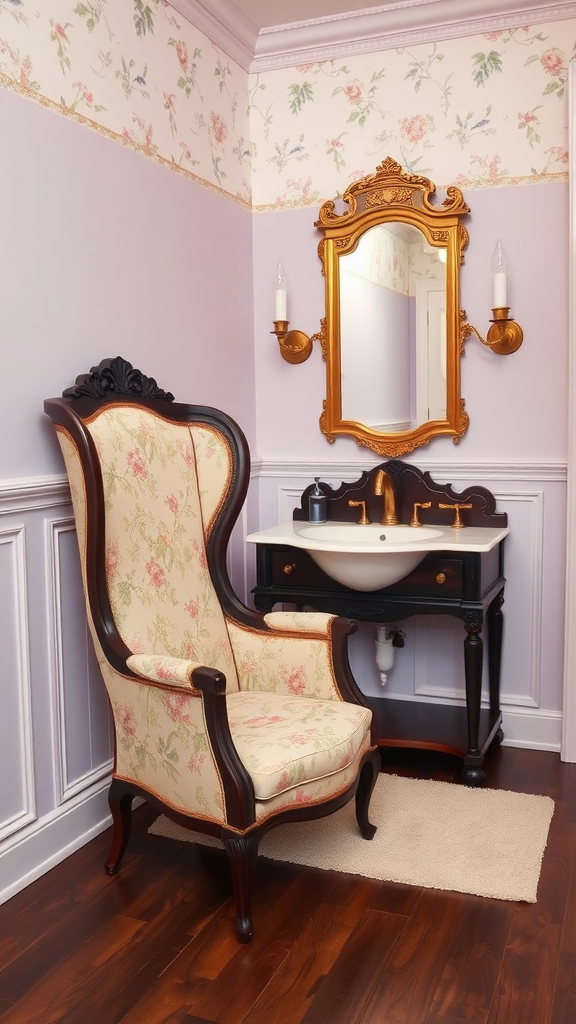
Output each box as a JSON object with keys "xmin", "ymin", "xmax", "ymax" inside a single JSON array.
[
  {"xmin": 283, "ymin": 563, "xmax": 296, "ymax": 575},
  {"xmin": 436, "ymin": 572, "xmax": 447, "ymax": 584}
]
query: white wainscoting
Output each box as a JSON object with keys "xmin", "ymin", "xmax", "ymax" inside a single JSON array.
[
  {"xmin": 0, "ymin": 476, "xmax": 113, "ymax": 905},
  {"xmin": 252, "ymin": 458, "xmax": 567, "ymax": 752}
]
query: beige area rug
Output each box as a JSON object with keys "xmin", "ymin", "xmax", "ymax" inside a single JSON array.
[{"xmin": 148, "ymin": 774, "xmax": 555, "ymax": 903}]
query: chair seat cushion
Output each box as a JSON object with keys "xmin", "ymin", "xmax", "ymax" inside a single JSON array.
[{"xmin": 226, "ymin": 691, "xmax": 372, "ymax": 801}]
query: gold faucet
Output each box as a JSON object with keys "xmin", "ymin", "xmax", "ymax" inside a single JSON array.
[
  {"xmin": 410, "ymin": 501, "xmax": 431, "ymax": 527},
  {"xmin": 348, "ymin": 500, "xmax": 370, "ymax": 524},
  {"xmin": 374, "ymin": 469, "xmax": 399, "ymax": 525}
]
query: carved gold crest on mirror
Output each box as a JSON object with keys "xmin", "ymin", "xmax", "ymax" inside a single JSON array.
[{"xmin": 316, "ymin": 157, "xmax": 471, "ymax": 457}]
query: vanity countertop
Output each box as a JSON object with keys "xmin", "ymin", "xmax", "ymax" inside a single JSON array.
[{"xmin": 246, "ymin": 521, "xmax": 510, "ymax": 555}]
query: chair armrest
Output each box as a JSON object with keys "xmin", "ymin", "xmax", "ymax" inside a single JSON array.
[
  {"xmin": 263, "ymin": 611, "xmax": 340, "ymax": 635},
  {"xmin": 125, "ymin": 654, "xmax": 255, "ymax": 829},
  {"xmin": 226, "ymin": 611, "xmax": 371, "ymax": 713},
  {"xmin": 127, "ymin": 654, "xmax": 205, "ymax": 687}
]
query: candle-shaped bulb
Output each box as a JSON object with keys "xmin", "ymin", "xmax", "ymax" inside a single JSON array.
[
  {"xmin": 274, "ymin": 260, "xmax": 287, "ymax": 321},
  {"xmin": 491, "ymin": 240, "xmax": 507, "ymax": 308}
]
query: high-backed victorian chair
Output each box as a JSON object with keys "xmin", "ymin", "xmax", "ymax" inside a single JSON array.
[{"xmin": 44, "ymin": 357, "xmax": 380, "ymax": 941}]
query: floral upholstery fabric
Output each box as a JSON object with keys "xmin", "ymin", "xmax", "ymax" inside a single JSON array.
[
  {"xmin": 127, "ymin": 653, "xmax": 205, "ymax": 687},
  {"xmin": 253, "ymin": 756, "xmax": 370, "ymax": 823},
  {"xmin": 55, "ymin": 432, "xmax": 228, "ymax": 821},
  {"xmin": 264, "ymin": 611, "xmax": 338, "ymax": 634},
  {"xmin": 87, "ymin": 406, "xmax": 240, "ymax": 692},
  {"xmin": 189, "ymin": 424, "xmax": 233, "ymax": 538},
  {"xmin": 99, "ymin": 659, "xmax": 226, "ymax": 821},
  {"xmin": 226, "ymin": 690, "xmax": 371, "ymax": 801},
  {"xmin": 227, "ymin": 618, "xmax": 343, "ymax": 701}
]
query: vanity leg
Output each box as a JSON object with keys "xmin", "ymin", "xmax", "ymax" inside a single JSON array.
[
  {"xmin": 487, "ymin": 589, "xmax": 505, "ymax": 745},
  {"xmin": 462, "ymin": 614, "xmax": 485, "ymax": 786}
]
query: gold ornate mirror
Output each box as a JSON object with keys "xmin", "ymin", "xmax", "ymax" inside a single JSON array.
[{"xmin": 315, "ymin": 158, "xmax": 470, "ymax": 457}]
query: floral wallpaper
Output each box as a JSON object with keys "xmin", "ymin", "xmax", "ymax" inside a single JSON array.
[
  {"xmin": 0, "ymin": 3, "xmax": 572, "ymax": 212},
  {"xmin": 249, "ymin": 19, "xmax": 574, "ymax": 210},
  {"xmin": 0, "ymin": 0, "xmax": 251, "ymax": 205}
]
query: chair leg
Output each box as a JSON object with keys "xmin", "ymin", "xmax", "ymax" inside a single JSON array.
[
  {"xmin": 222, "ymin": 829, "xmax": 260, "ymax": 943},
  {"xmin": 355, "ymin": 750, "xmax": 380, "ymax": 840},
  {"xmin": 105, "ymin": 778, "xmax": 134, "ymax": 875}
]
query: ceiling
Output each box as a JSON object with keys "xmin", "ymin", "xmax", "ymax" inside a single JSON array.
[
  {"xmin": 230, "ymin": 0, "xmax": 391, "ymax": 30},
  {"xmin": 170, "ymin": 0, "xmax": 576, "ymax": 72}
]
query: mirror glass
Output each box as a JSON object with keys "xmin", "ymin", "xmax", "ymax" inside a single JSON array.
[
  {"xmin": 339, "ymin": 222, "xmax": 447, "ymax": 432},
  {"xmin": 315, "ymin": 158, "xmax": 470, "ymax": 457}
]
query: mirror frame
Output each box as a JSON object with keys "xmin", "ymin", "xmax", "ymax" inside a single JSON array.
[{"xmin": 315, "ymin": 157, "xmax": 471, "ymax": 457}]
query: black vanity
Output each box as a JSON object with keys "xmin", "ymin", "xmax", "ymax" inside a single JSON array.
[{"xmin": 249, "ymin": 461, "xmax": 508, "ymax": 785}]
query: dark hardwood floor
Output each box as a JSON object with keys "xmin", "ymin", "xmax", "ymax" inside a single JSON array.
[{"xmin": 1, "ymin": 745, "xmax": 575, "ymax": 1024}]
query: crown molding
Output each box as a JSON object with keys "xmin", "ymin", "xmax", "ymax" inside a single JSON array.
[
  {"xmin": 253, "ymin": 0, "xmax": 576, "ymax": 71},
  {"xmin": 169, "ymin": 0, "xmax": 576, "ymax": 73}
]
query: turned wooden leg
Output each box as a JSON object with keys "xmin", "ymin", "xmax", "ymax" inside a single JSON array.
[
  {"xmin": 355, "ymin": 750, "xmax": 380, "ymax": 840},
  {"xmin": 104, "ymin": 778, "xmax": 134, "ymax": 875},
  {"xmin": 222, "ymin": 830, "xmax": 260, "ymax": 943},
  {"xmin": 487, "ymin": 589, "xmax": 505, "ymax": 720},
  {"xmin": 462, "ymin": 612, "xmax": 485, "ymax": 786}
]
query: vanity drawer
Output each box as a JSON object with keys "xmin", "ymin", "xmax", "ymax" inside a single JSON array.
[
  {"xmin": 384, "ymin": 556, "xmax": 463, "ymax": 598},
  {"xmin": 269, "ymin": 548, "xmax": 342, "ymax": 590},
  {"xmin": 265, "ymin": 547, "xmax": 463, "ymax": 598}
]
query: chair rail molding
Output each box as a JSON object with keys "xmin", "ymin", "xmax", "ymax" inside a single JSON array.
[
  {"xmin": 0, "ymin": 475, "xmax": 69, "ymax": 514},
  {"xmin": 253, "ymin": 458, "xmax": 566, "ymax": 483}
]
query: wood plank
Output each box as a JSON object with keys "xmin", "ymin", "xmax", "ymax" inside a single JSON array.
[
  {"xmin": 427, "ymin": 899, "xmax": 515, "ymax": 1024},
  {"xmin": 0, "ymin": 914, "xmax": 146, "ymax": 1024},
  {"xmin": 188, "ymin": 869, "xmax": 340, "ymax": 1024},
  {"xmin": 549, "ymin": 835, "xmax": 576, "ymax": 1023},
  {"xmin": 425, "ymin": 1016, "xmax": 480, "ymax": 1024},
  {"xmin": 299, "ymin": 909, "xmax": 408, "ymax": 1024},
  {"xmin": 0, "ymin": 842, "xmax": 221, "ymax": 1005},
  {"xmin": 485, "ymin": 854, "xmax": 568, "ymax": 1024},
  {"xmin": 356, "ymin": 889, "xmax": 467, "ymax": 1024},
  {"xmin": 369, "ymin": 880, "xmax": 423, "ymax": 917},
  {"xmin": 243, "ymin": 900, "xmax": 373, "ymax": 1024}
]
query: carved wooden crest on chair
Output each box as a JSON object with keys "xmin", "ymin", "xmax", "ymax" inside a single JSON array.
[{"xmin": 45, "ymin": 357, "xmax": 380, "ymax": 941}]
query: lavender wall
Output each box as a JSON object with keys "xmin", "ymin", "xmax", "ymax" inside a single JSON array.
[{"xmin": 0, "ymin": 87, "xmax": 256, "ymax": 480}]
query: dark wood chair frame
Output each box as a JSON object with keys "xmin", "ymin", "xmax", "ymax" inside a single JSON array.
[{"xmin": 45, "ymin": 357, "xmax": 381, "ymax": 942}]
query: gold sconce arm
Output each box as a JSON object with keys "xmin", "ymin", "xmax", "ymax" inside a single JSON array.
[
  {"xmin": 461, "ymin": 307, "xmax": 523, "ymax": 355},
  {"xmin": 271, "ymin": 320, "xmax": 325, "ymax": 364}
]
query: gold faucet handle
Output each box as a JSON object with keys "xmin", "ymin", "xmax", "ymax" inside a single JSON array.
[
  {"xmin": 438, "ymin": 502, "xmax": 473, "ymax": 528},
  {"xmin": 348, "ymin": 500, "xmax": 371, "ymax": 525},
  {"xmin": 410, "ymin": 501, "xmax": 432, "ymax": 527}
]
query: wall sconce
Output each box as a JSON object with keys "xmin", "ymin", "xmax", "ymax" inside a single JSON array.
[
  {"xmin": 271, "ymin": 261, "xmax": 324, "ymax": 364},
  {"xmin": 462, "ymin": 240, "xmax": 524, "ymax": 355}
]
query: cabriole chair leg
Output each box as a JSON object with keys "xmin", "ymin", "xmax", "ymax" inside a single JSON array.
[
  {"xmin": 222, "ymin": 830, "xmax": 260, "ymax": 943},
  {"xmin": 105, "ymin": 778, "xmax": 134, "ymax": 875},
  {"xmin": 355, "ymin": 751, "xmax": 380, "ymax": 840}
]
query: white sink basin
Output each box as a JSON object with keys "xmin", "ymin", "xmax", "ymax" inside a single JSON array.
[
  {"xmin": 246, "ymin": 521, "xmax": 509, "ymax": 592},
  {"xmin": 291, "ymin": 523, "xmax": 442, "ymax": 590}
]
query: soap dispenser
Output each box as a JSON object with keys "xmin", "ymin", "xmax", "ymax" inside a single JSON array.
[{"xmin": 309, "ymin": 478, "xmax": 327, "ymax": 523}]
